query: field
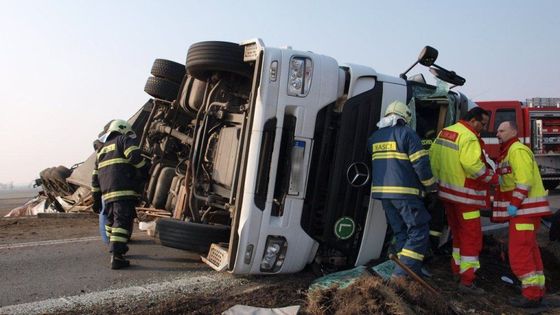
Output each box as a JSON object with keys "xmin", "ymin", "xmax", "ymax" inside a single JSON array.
[{"xmin": 0, "ymin": 188, "xmax": 39, "ymax": 217}]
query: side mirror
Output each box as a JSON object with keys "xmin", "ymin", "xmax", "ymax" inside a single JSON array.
[
  {"xmin": 418, "ymin": 46, "xmax": 438, "ymax": 67},
  {"xmin": 400, "ymin": 45, "xmax": 439, "ymax": 79},
  {"xmin": 429, "ymin": 67, "xmax": 466, "ymax": 86}
]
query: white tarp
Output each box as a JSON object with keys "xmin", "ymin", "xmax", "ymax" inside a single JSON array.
[
  {"xmin": 222, "ymin": 305, "xmax": 300, "ymax": 315},
  {"xmin": 4, "ymin": 196, "xmax": 56, "ymax": 217}
]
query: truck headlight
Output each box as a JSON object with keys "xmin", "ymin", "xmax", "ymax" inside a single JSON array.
[
  {"xmin": 287, "ymin": 57, "xmax": 312, "ymax": 97},
  {"xmin": 260, "ymin": 236, "xmax": 287, "ymax": 272}
]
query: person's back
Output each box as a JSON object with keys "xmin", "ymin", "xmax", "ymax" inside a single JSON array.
[
  {"xmin": 95, "ymin": 134, "xmax": 143, "ymax": 203},
  {"xmin": 368, "ymin": 121, "xmax": 433, "ymax": 199},
  {"xmin": 430, "ymin": 121, "xmax": 490, "ymax": 208}
]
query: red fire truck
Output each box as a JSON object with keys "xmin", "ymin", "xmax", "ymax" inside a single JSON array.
[{"xmin": 477, "ymin": 98, "xmax": 560, "ymax": 190}]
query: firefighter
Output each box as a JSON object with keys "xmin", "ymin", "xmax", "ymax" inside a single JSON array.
[
  {"xmin": 429, "ymin": 107, "xmax": 495, "ymax": 295},
  {"xmin": 92, "ymin": 119, "xmax": 148, "ymax": 269},
  {"xmin": 368, "ymin": 100, "xmax": 437, "ymax": 278},
  {"xmin": 493, "ymin": 120, "xmax": 551, "ymax": 308}
]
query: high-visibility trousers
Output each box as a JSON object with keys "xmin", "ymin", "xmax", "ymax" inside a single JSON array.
[
  {"xmin": 509, "ymin": 216, "xmax": 545, "ymax": 300},
  {"xmin": 105, "ymin": 199, "xmax": 136, "ymax": 255},
  {"xmin": 382, "ymin": 198, "xmax": 431, "ymax": 276},
  {"xmin": 443, "ymin": 201, "xmax": 482, "ymax": 286}
]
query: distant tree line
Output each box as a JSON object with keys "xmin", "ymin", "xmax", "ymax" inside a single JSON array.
[{"xmin": 0, "ymin": 182, "xmax": 14, "ymax": 190}]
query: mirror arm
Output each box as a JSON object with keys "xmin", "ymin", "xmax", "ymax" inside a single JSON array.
[{"xmin": 400, "ymin": 60, "xmax": 419, "ymax": 80}]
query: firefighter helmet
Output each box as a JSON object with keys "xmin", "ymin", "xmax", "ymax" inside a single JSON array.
[
  {"xmin": 106, "ymin": 119, "xmax": 134, "ymax": 136},
  {"xmin": 99, "ymin": 119, "xmax": 136, "ymax": 142},
  {"xmin": 385, "ymin": 100, "xmax": 412, "ymax": 124}
]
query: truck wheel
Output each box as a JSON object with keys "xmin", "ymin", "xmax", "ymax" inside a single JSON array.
[
  {"xmin": 156, "ymin": 218, "xmax": 230, "ymax": 253},
  {"xmin": 151, "ymin": 167, "xmax": 176, "ymax": 210},
  {"xmin": 151, "ymin": 59, "xmax": 186, "ymax": 85},
  {"xmin": 186, "ymin": 41, "xmax": 252, "ymax": 81},
  {"xmin": 543, "ymin": 180, "xmax": 560, "ymax": 191},
  {"xmin": 144, "ymin": 76, "xmax": 179, "ymax": 102}
]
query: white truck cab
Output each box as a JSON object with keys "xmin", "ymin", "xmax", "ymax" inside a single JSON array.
[{"xmin": 145, "ymin": 39, "xmax": 470, "ymax": 274}]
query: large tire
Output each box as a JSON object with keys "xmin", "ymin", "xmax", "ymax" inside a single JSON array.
[
  {"xmin": 151, "ymin": 59, "xmax": 186, "ymax": 85},
  {"xmin": 144, "ymin": 76, "xmax": 180, "ymax": 102},
  {"xmin": 156, "ymin": 218, "xmax": 230, "ymax": 252},
  {"xmin": 543, "ymin": 180, "xmax": 560, "ymax": 191},
  {"xmin": 152, "ymin": 167, "xmax": 176, "ymax": 209},
  {"xmin": 186, "ymin": 41, "xmax": 252, "ymax": 81}
]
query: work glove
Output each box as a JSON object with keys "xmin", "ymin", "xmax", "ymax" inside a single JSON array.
[
  {"xmin": 549, "ymin": 211, "xmax": 560, "ymax": 241},
  {"xmin": 507, "ymin": 205, "xmax": 518, "ymax": 217},
  {"xmin": 92, "ymin": 198, "xmax": 101, "ymax": 214}
]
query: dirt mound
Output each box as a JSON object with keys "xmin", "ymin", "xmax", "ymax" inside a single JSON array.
[
  {"xmin": 305, "ymin": 276, "xmax": 449, "ymax": 315},
  {"xmin": 303, "ymin": 233, "xmax": 560, "ymax": 315}
]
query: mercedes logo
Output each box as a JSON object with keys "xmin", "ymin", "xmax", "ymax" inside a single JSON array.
[{"xmin": 346, "ymin": 162, "xmax": 370, "ymax": 187}]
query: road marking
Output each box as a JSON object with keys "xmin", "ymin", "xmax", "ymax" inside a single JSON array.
[
  {"xmin": 0, "ymin": 236, "xmax": 100, "ymax": 250},
  {"xmin": 0, "ymin": 275, "xmax": 218, "ymax": 314}
]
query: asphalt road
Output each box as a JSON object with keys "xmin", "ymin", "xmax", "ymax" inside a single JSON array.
[
  {"xmin": 1, "ymin": 189, "xmax": 559, "ymax": 312},
  {"xmin": 0, "ymin": 231, "xmax": 213, "ymax": 307}
]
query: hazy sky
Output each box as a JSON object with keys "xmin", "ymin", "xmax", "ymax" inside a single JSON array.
[{"xmin": 1, "ymin": 0, "xmax": 559, "ymax": 184}]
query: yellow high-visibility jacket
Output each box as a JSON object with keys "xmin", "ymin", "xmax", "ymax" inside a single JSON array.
[
  {"xmin": 492, "ymin": 139, "xmax": 551, "ymax": 221},
  {"xmin": 429, "ymin": 121, "xmax": 494, "ymax": 207}
]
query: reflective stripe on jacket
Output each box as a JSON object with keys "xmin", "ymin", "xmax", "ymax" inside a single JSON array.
[
  {"xmin": 92, "ymin": 134, "xmax": 146, "ymax": 205},
  {"xmin": 368, "ymin": 120, "xmax": 436, "ymax": 199},
  {"xmin": 493, "ymin": 140, "xmax": 551, "ymax": 221},
  {"xmin": 429, "ymin": 121, "xmax": 494, "ymax": 207}
]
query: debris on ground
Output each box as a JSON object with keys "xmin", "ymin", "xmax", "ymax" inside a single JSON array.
[
  {"xmin": 308, "ymin": 266, "xmax": 368, "ymax": 292},
  {"xmin": 303, "ymin": 233, "xmax": 560, "ymax": 315},
  {"xmin": 306, "ymin": 275, "xmax": 449, "ymax": 315},
  {"xmin": 222, "ymin": 305, "xmax": 300, "ymax": 315},
  {"xmin": 5, "ymin": 163, "xmax": 94, "ymax": 218}
]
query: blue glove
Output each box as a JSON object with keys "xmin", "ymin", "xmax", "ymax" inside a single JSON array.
[
  {"xmin": 498, "ymin": 176, "xmax": 503, "ymax": 186},
  {"xmin": 507, "ymin": 205, "xmax": 518, "ymax": 217}
]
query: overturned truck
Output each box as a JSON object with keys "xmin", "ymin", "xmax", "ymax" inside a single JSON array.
[{"xmin": 138, "ymin": 39, "xmax": 471, "ymax": 275}]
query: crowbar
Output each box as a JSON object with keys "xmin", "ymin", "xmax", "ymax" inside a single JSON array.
[
  {"xmin": 389, "ymin": 253, "xmax": 439, "ymax": 296},
  {"xmin": 389, "ymin": 254, "xmax": 461, "ymax": 315}
]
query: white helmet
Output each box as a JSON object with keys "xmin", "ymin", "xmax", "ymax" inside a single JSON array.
[
  {"xmin": 385, "ymin": 100, "xmax": 412, "ymax": 124},
  {"xmin": 98, "ymin": 119, "xmax": 136, "ymax": 142}
]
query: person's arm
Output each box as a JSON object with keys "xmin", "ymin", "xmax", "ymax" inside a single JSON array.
[
  {"xmin": 91, "ymin": 158, "xmax": 101, "ymax": 213},
  {"xmin": 122, "ymin": 136, "xmax": 150, "ymax": 190},
  {"xmin": 460, "ymin": 139, "xmax": 494, "ymax": 183},
  {"xmin": 123, "ymin": 137, "xmax": 146, "ymax": 169},
  {"xmin": 428, "ymin": 131, "xmax": 441, "ymax": 181},
  {"xmin": 509, "ymin": 148, "xmax": 534, "ymax": 208},
  {"xmin": 407, "ymin": 129, "xmax": 436, "ymax": 191}
]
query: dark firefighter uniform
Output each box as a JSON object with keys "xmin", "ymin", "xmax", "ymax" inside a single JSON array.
[
  {"xmin": 92, "ymin": 126, "xmax": 147, "ymax": 268},
  {"xmin": 368, "ymin": 101, "xmax": 436, "ymax": 277}
]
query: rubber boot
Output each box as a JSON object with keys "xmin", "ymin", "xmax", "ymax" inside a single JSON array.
[
  {"xmin": 109, "ymin": 245, "xmax": 129, "ymax": 255},
  {"xmin": 111, "ymin": 254, "xmax": 130, "ymax": 270},
  {"xmin": 508, "ymin": 296, "xmax": 542, "ymax": 308}
]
